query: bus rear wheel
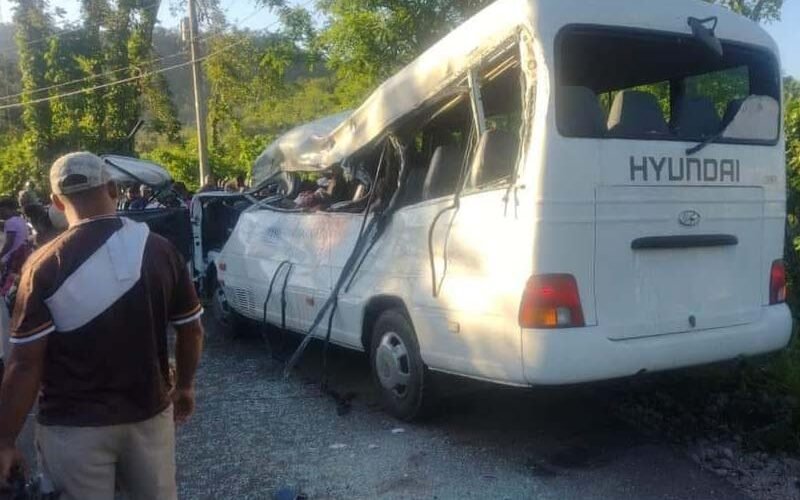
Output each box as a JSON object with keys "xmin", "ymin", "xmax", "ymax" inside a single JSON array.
[{"xmin": 370, "ymin": 309, "xmax": 432, "ymax": 421}]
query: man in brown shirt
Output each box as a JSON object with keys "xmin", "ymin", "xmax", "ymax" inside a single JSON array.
[{"xmin": 0, "ymin": 152, "xmax": 204, "ymax": 499}]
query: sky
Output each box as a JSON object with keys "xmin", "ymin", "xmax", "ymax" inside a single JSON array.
[{"xmin": 0, "ymin": 0, "xmax": 797, "ymax": 77}]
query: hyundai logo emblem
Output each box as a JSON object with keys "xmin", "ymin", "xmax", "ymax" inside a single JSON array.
[{"xmin": 679, "ymin": 210, "xmax": 701, "ymax": 227}]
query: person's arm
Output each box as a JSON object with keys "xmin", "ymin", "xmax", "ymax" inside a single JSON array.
[
  {"xmin": 167, "ymin": 244, "xmax": 204, "ymax": 423},
  {"xmin": 172, "ymin": 319, "xmax": 203, "ymax": 424},
  {"xmin": 0, "ymin": 261, "xmax": 52, "ymax": 482},
  {"xmin": 0, "ymin": 340, "xmax": 47, "ymax": 479}
]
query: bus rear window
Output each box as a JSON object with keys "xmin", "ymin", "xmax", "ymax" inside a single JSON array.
[{"xmin": 556, "ymin": 26, "xmax": 780, "ymax": 144}]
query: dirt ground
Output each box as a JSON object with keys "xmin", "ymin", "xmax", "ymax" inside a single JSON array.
[
  {"xmin": 13, "ymin": 319, "xmax": 768, "ymax": 499},
  {"xmin": 172, "ymin": 323, "xmax": 750, "ymax": 500}
]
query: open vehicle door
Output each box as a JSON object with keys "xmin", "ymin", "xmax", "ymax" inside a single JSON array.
[
  {"xmin": 103, "ymin": 155, "xmax": 192, "ymax": 263},
  {"xmin": 190, "ymin": 191, "xmax": 250, "ymax": 293},
  {"xmin": 190, "ymin": 171, "xmax": 300, "ymax": 295}
]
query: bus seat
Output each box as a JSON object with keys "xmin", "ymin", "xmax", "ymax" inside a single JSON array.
[
  {"xmin": 673, "ymin": 96, "xmax": 720, "ymax": 139},
  {"xmin": 422, "ymin": 145, "xmax": 463, "ymax": 200},
  {"xmin": 558, "ymin": 86, "xmax": 607, "ymax": 137},
  {"xmin": 469, "ymin": 129, "xmax": 519, "ymax": 189},
  {"xmin": 720, "ymin": 95, "xmax": 779, "ymax": 141},
  {"xmin": 607, "ymin": 90, "xmax": 669, "ymax": 137},
  {"xmin": 402, "ymin": 163, "xmax": 428, "ymax": 205},
  {"xmin": 352, "ymin": 183, "xmax": 366, "ymax": 201}
]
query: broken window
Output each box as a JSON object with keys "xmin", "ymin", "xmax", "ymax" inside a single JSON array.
[
  {"xmin": 556, "ymin": 26, "xmax": 780, "ymax": 143},
  {"xmin": 465, "ymin": 45, "xmax": 524, "ymax": 192},
  {"xmin": 399, "ymin": 94, "xmax": 476, "ymax": 205}
]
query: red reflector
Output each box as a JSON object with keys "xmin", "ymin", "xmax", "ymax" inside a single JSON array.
[
  {"xmin": 218, "ymin": 262, "xmax": 227, "ymax": 272},
  {"xmin": 519, "ymin": 274, "xmax": 585, "ymax": 329},
  {"xmin": 770, "ymin": 260, "xmax": 786, "ymax": 305}
]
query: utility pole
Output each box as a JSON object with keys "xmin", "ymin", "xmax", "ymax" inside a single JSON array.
[{"xmin": 188, "ymin": 0, "xmax": 210, "ymax": 183}]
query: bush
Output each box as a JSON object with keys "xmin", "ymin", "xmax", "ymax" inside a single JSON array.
[
  {"xmin": 786, "ymin": 96, "xmax": 800, "ymax": 305},
  {"xmin": 141, "ymin": 139, "xmax": 202, "ymax": 191},
  {"xmin": 140, "ymin": 132, "xmax": 269, "ymax": 192}
]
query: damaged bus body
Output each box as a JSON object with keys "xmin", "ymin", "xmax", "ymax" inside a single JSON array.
[{"xmin": 211, "ymin": 0, "xmax": 791, "ymax": 419}]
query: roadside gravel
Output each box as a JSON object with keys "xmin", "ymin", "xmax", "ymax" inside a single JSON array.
[
  {"xmin": 174, "ymin": 326, "xmax": 747, "ymax": 499},
  {"xmin": 618, "ymin": 368, "xmax": 800, "ymax": 500}
]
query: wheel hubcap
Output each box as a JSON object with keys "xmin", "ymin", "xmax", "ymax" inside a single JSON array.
[{"xmin": 375, "ymin": 331, "xmax": 411, "ymax": 398}]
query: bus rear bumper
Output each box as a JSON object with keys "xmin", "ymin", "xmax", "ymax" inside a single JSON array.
[{"xmin": 521, "ymin": 305, "xmax": 793, "ymax": 385}]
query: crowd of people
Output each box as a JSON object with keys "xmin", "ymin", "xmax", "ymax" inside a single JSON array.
[
  {"xmin": 0, "ymin": 170, "xmax": 211, "ymax": 412},
  {"xmin": 110, "ymin": 174, "xmax": 250, "ymax": 215},
  {"xmin": 0, "ymin": 183, "xmax": 68, "ymax": 314}
]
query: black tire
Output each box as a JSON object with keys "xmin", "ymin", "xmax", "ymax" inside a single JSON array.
[
  {"xmin": 209, "ymin": 279, "xmax": 243, "ymax": 339},
  {"xmin": 370, "ymin": 309, "xmax": 432, "ymax": 421}
]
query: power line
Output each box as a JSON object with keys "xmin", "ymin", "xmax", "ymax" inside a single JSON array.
[
  {"xmin": 0, "ymin": 0, "xmax": 163, "ymax": 55},
  {"xmin": 0, "ymin": 48, "xmax": 189, "ymax": 103},
  {"xmin": 0, "ymin": 45, "xmax": 224, "ymax": 111},
  {"xmin": 0, "ymin": 0, "xmax": 311, "ymax": 112},
  {"xmin": 1, "ymin": 0, "xmax": 245, "ymax": 57},
  {"xmin": 0, "ymin": 1, "xmax": 270, "ymax": 103}
]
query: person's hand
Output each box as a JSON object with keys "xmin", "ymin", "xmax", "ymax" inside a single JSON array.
[
  {"xmin": 0, "ymin": 443, "xmax": 24, "ymax": 489},
  {"xmin": 170, "ymin": 387, "xmax": 195, "ymax": 424}
]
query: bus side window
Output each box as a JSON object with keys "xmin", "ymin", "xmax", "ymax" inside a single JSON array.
[
  {"xmin": 400, "ymin": 95, "xmax": 475, "ymax": 205},
  {"xmin": 466, "ymin": 47, "xmax": 524, "ymax": 191}
]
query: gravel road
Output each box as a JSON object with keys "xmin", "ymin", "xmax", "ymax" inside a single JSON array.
[
  {"xmin": 172, "ymin": 322, "xmax": 750, "ymax": 499},
  {"xmin": 12, "ymin": 319, "xmax": 755, "ymax": 499}
]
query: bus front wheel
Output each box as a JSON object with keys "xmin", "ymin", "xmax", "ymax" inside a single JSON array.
[{"xmin": 370, "ymin": 309, "xmax": 433, "ymax": 421}]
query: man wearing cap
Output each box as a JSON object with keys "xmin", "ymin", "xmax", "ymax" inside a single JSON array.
[{"xmin": 0, "ymin": 152, "xmax": 204, "ymax": 499}]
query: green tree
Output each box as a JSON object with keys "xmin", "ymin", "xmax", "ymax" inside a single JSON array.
[
  {"xmin": 5, "ymin": 0, "xmax": 180, "ymax": 192},
  {"xmin": 13, "ymin": 0, "xmax": 53, "ymax": 169},
  {"xmin": 705, "ymin": 0, "xmax": 783, "ymax": 22},
  {"xmin": 315, "ymin": 0, "xmax": 490, "ymax": 99},
  {"xmin": 0, "ymin": 55, "xmax": 23, "ymax": 133},
  {"xmin": 786, "ymin": 76, "xmax": 800, "ymax": 101}
]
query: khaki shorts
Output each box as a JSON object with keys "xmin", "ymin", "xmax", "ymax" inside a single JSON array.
[{"xmin": 36, "ymin": 406, "xmax": 177, "ymax": 500}]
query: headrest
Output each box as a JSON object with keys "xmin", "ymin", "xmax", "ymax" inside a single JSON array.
[
  {"xmin": 721, "ymin": 95, "xmax": 780, "ymax": 141},
  {"xmin": 557, "ymin": 86, "xmax": 607, "ymax": 137},
  {"xmin": 607, "ymin": 90, "xmax": 669, "ymax": 137},
  {"xmin": 469, "ymin": 129, "xmax": 519, "ymax": 189},
  {"xmin": 673, "ymin": 97, "xmax": 721, "ymax": 139}
]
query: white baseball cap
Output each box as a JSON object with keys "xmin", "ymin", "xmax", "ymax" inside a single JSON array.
[{"xmin": 49, "ymin": 152, "xmax": 112, "ymax": 195}]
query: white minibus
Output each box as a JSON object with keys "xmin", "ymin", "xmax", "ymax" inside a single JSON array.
[{"xmin": 207, "ymin": 0, "xmax": 792, "ymax": 419}]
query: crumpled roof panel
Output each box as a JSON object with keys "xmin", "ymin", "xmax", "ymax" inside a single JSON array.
[{"xmin": 252, "ymin": 111, "xmax": 351, "ymax": 185}]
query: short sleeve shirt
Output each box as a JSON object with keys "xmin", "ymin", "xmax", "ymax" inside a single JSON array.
[
  {"xmin": 3, "ymin": 216, "xmax": 29, "ymax": 261},
  {"xmin": 10, "ymin": 216, "xmax": 202, "ymax": 427}
]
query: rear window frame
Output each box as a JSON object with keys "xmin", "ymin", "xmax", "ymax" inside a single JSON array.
[{"xmin": 553, "ymin": 24, "xmax": 782, "ymax": 147}]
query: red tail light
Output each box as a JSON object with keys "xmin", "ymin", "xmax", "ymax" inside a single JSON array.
[
  {"xmin": 519, "ymin": 274, "xmax": 585, "ymax": 329},
  {"xmin": 770, "ymin": 260, "xmax": 786, "ymax": 305}
]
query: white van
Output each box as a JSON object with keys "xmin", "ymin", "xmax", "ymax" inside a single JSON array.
[{"xmin": 209, "ymin": 0, "xmax": 792, "ymax": 419}]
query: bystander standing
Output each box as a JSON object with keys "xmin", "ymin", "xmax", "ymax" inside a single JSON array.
[
  {"xmin": 0, "ymin": 199, "xmax": 32, "ymax": 302},
  {"xmin": 198, "ymin": 174, "xmax": 220, "ymax": 193},
  {"xmin": 0, "ymin": 152, "xmax": 205, "ymax": 499}
]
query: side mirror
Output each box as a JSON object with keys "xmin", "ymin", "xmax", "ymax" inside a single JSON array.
[{"xmin": 688, "ymin": 17, "xmax": 723, "ymax": 58}]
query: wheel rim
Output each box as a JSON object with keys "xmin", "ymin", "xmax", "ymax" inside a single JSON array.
[{"xmin": 375, "ymin": 331, "xmax": 411, "ymax": 398}]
